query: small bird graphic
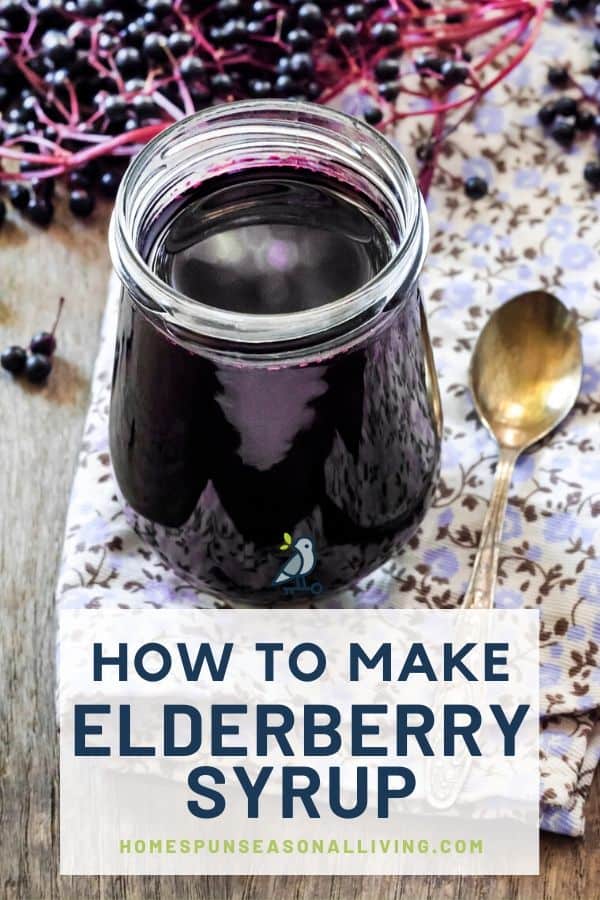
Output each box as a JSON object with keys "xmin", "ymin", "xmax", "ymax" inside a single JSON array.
[{"xmin": 272, "ymin": 536, "xmax": 316, "ymax": 586}]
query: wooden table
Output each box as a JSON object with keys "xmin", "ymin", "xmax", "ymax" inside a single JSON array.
[{"xmin": 1, "ymin": 209, "xmax": 598, "ymax": 900}]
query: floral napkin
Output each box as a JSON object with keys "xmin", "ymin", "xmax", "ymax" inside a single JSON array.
[{"xmin": 57, "ymin": 15, "xmax": 600, "ymax": 836}]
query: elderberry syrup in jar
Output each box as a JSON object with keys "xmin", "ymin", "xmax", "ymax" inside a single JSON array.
[{"xmin": 109, "ymin": 101, "xmax": 442, "ymax": 602}]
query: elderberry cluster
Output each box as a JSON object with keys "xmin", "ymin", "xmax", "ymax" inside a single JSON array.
[
  {"xmin": 537, "ymin": 59, "xmax": 600, "ymax": 191},
  {"xmin": 0, "ymin": 0, "xmax": 541, "ymax": 210},
  {"xmin": 0, "ymin": 296, "xmax": 64, "ymax": 384}
]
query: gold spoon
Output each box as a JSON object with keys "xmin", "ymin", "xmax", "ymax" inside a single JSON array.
[
  {"xmin": 463, "ymin": 290, "xmax": 583, "ymax": 609},
  {"xmin": 426, "ymin": 291, "xmax": 582, "ymax": 810}
]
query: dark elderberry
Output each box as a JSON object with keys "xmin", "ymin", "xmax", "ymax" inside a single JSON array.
[
  {"xmin": 125, "ymin": 20, "xmax": 146, "ymax": 46},
  {"xmin": 335, "ymin": 22, "xmax": 357, "ymax": 44},
  {"xmin": 26, "ymin": 196, "xmax": 54, "ymax": 226},
  {"xmin": 2, "ymin": 124, "xmax": 24, "ymax": 142},
  {"xmin": 550, "ymin": 116, "xmax": 575, "ymax": 145},
  {"xmin": 416, "ymin": 143, "xmax": 434, "ymax": 162},
  {"xmin": 344, "ymin": 2, "xmax": 366, "ymax": 21},
  {"xmin": 34, "ymin": 176, "xmax": 54, "ymax": 201},
  {"xmin": 180, "ymin": 57, "xmax": 205, "ymax": 81},
  {"xmin": 0, "ymin": 0, "xmax": 28, "ymax": 30},
  {"xmin": 0, "ymin": 44, "xmax": 14, "ymax": 75},
  {"xmin": 589, "ymin": 58, "xmax": 600, "ymax": 78},
  {"xmin": 25, "ymin": 353, "xmax": 53, "ymax": 384},
  {"xmin": 47, "ymin": 68, "xmax": 71, "ymax": 88},
  {"xmin": 576, "ymin": 109, "xmax": 595, "ymax": 131},
  {"xmin": 217, "ymin": 0, "xmax": 241, "ymax": 13},
  {"xmin": 583, "ymin": 161, "xmax": 600, "ymax": 188},
  {"xmin": 211, "ymin": 72, "xmax": 234, "ymax": 94},
  {"xmin": 551, "ymin": 0, "xmax": 571, "ymax": 16},
  {"xmin": 102, "ymin": 9, "xmax": 125, "ymax": 30},
  {"xmin": 441, "ymin": 60, "xmax": 469, "ymax": 86},
  {"xmin": 143, "ymin": 32, "xmax": 168, "ymax": 62},
  {"xmin": 168, "ymin": 32, "xmax": 193, "ymax": 56},
  {"xmin": 1, "ymin": 346, "xmax": 27, "ymax": 375},
  {"xmin": 41, "ymin": 30, "xmax": 76, "ymax": 67},
  {"xmin": 98, "ymin": 170, "xmax": 121, "ymax": 198},
  {"xmin": 547, "ymin": 66, "xmax": 569, "ymax": 87},
  {"xmin": 142, "ymin": 11, "xmax": 157, "ymax": 30},
  {"xmin": 68, "ymin": 21, "xmax": 91, "ymax": 50},
  {"xmin": 103, "ymin": 94, "xmax": 128, "ymax": 122},
  {"xmin": 68, "ymin": 170, "xmax": 91, "ymax": 190},
  {"xmin": 7, "ymin": 107, "xmax": 26, "ymax": 126},
  {"xmin": 378, "ymin": 81, "xmax": 399, "ymax": 101},
  {"xmin": 287, "ymin": 28, "xmax": 312, "ymax": 49},
  {"xmin": 464, "ymin": 175, "xmax": 488, "ymax": 200},
  {"xmin": 77, "ymin": 0, "xmax": 104, "ymax": 16},
  {"xmin": 115, "ymin": 47, "xmax": 143, "ymax": 78},
  {"xmin": 132, "ymin": 93, "xmax": 157, "ymax": 119},
  {"xmin": 375, "ymin": 57, "xmax": 400, "ymax": 81},
  {"xmin": 30, "ymin": 331, "xmax": 56, "ymax": 356},
  {"xmin": 189, "ymin": 87, "xmax": 209, "ymax": 109},
  {"xmin": 37, "ymin": 0, "xmax": 67, "ymax": 27},
  {"xmin": 223, "ymin": 17, "xmax": 249, "ymax": 42},
  {"xmin": 363, "ymin": 100, "xmax": 383, "ymax": 125},
  {"xmin": 275, "ymin": 73, "xmax": 295, "ymax": 96},
  {"xmin": 370, "ymin": 21, "xmax": 399, "ymax": 45},
  {"xmin": 297, "ymin": 3, "xmax": 324, "ymax": 31},
  {"xmin": 554, "ymin": 95, "xmax": 577, "ymax": 117},
  {"xmin": 163, "ymin": 82, "xmax": 182, "ymax": 104},
  {"xmin": 69, "ymin": 189, "xmax": 95, "ymax": 217},
  {"xmin": 248, "ymin": 78, "xmax": 272, "ymax": 98},
  {"xmin": 252, "ymin": 0, "xmax": 273, "ymax": 16},
  {"xmin": 145, "ymin": 0, "xmax": 171, "ymax": 18},
  {"xmin": 124, "ymin": 78, "xmax": 145, "ymax": 94},
  {"xmin": 415, "ymin": 55, "xmax": 443, "ymax": 74},
  {"xmin": 21, "ymin": 95, "xmax": 38, "ymax": 122},
  {"xmin": 537, "ymin": 102, "xmax": 556, "ymax": 126},
  {"xmin": 8, "ymin": 183, "xmax": 29, "ymax": 210},
  {"xmin": 289, "ymin": 51, "xmax": 313, "ymax": 77},
  {"xmin": 98, "ymin": 32, "xmax": 119, "ymax": 52}
]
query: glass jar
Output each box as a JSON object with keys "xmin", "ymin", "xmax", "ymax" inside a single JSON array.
[{"xmin": 109, "ymin": 100, "xmax": 442, "ymax": 602}]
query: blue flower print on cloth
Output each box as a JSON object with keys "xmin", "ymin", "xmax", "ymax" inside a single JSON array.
[{"xmin": 56, "ymin": 14, "xmax": 600, "ymax": 837}]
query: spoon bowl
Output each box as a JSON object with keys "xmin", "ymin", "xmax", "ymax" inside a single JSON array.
[
  {"xmin": 469, "ymin": 290, "xmax": 583, "ymax": 451},
  {"xmin": 463, "ymin": 290, "xmax": 582, "ymax": 610}
]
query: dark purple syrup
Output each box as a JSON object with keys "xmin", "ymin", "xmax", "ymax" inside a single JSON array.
[
  {"xmin": 109, "ymin": 167, "xmax": 440, "ymax": 600},
  {"xmin": 149, "ymin": 171, "xmax": 393, "ymax": 313}
]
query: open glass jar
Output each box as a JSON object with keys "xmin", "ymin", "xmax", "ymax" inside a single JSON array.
[{"xmin": 109, "ymin": 100, "xmax": 442, "ymax": 602}]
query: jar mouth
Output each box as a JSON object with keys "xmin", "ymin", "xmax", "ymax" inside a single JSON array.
[{"xmin": 109, "ymin": 100, "xmax": 428, "ymax": 348}]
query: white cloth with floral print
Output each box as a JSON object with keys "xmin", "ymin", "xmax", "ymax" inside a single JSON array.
[{"xmin": 57, "ymin": 15, "xmax": 600, "ymax": 837}]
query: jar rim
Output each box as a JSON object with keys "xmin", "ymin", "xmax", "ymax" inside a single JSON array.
[{"xmin": 109, "ymin": 100, "xmax": 428, "ymax": 347}]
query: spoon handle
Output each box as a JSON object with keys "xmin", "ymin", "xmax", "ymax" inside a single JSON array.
[{"xmin": 462, "ymin": 446, "xmax": 519, "ymax": 610}]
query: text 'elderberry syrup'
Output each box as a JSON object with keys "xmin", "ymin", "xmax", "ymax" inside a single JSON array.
[{"xmin": 110, "ymin": 165, "xmax": 441, "ymax": 601}]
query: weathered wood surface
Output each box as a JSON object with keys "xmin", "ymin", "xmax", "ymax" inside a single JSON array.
[{"xmin": 0, "ymin": 206, "xmax": 598, "ymax": 900}]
